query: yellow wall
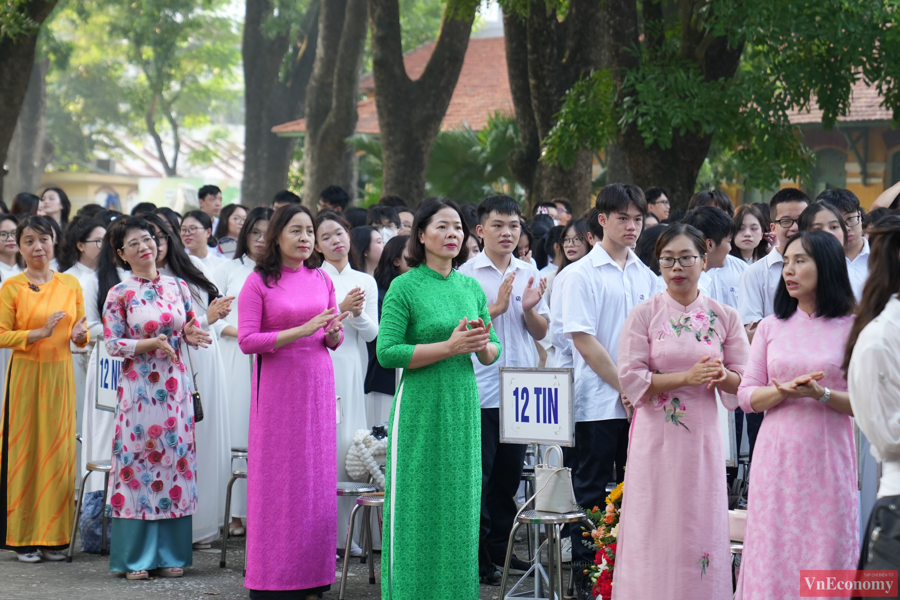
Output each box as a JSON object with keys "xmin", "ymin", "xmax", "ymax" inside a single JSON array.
[{"xmin": 38, "ymin": 172, "xmax": 140, "ymax": 212}]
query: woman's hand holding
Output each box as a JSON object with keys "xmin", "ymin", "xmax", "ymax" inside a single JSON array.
[
  {"xmin": 184, "ymin": 318, "xmax": 212, "ymax": 348},
  {"xmin": 683, "ymin": 356, "xmax": 721, "ymax": 387},
  {"xmin": 70, "ymin": 316, "xmax": 88, "ymax": 344},
  {"xmin": 446, "ymin": 317, "xmax": 491, "ymax": 356},
  {"xmin": 152, "ymin": 334, "xmax": 178, "ymax": 361},
  {"xmin": 772, "ymin": 372, "xmax": 825, "ymax": 399},
  {"xmin": 296, "ymin": 307, "xmax": 339, "ymax": 338},
  {"xmin": 707, "ymin": 362, "xmax": 729, "ymax": 389},
  {"xmin": 339, "ymin": 287, "xmax": 365, "ymax": 318},
  {"xmin": 324, "ymin": 312, "xmax": 350, "ymax": 347},
  {"xmin": 40, "ymin": 311, "xmax": 66, "ymax": 339},
  {"xmin": 206, "ymin": 296, "xmax": 235, "ymax": 325}
]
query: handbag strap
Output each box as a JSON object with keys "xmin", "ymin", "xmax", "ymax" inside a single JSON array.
[{"xmin": 174, "ymin": 278, "xmax": 199, "ymax": 384}]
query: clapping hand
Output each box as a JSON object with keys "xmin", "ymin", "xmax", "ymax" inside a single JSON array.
[
  {"xmin": 446, "ymin": 317, "xmax": 492, "ymax": 356},
  {"xmin": 206, "ymin": 296, "xmax": 235, "ymax": 325},
  {"xmin": 184, "ymin": 318, "xmax": 212, "ymax": 348},
  {"xmin": 522, "ymin": 276, "xmax": 547, "ymax": 312},
  {"xmin": 492, "ymin": 273, "xmax": 515, "ymax": 316},
  {"xmin": 339, "ymin": 287, "xmax": 365, "ymax": 318},
  {"xmin": 772, "ymin": 372, "xmax": 825, "ymax": 399},
  {"xmin": 707, "ymin": 361, "xmax": 729, "ymax": 389},
  {"xmin": 684, "ymin": 356, "xmax": 723, "ymax": 387},
  {"xmin": 40, "ymin": 311, "xmax": 65, "ymax": 340},
  {"xmin": 325, "ymin": 311, "xmax": 350, "ymax": 346},
  {"xmin": 70, "ymin": 316, "xmax": 88, "ymax": 344}
]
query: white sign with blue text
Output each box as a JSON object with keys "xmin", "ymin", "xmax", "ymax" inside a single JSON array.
[
  {"xmin": 95, "ymin": 342, "xmax": 123, "ymax": 413},
  {"xmin": 500, "ymin": 367, "xmax": 574, "ymax": 447}
]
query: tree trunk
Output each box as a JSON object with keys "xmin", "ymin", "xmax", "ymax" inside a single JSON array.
[
  {"xmin": 241, "ymin": 0, "xmax": 319, "ymax": 208},
  {"xmin": 0, "ymin": 0, "xmax": 59, "ymax": 202},
  {"xmin": 3, "ymin": 58, "xmax": 52, "ymax": 205},
  {"xmin": 369, "ymin": 0, "xmax": 475, "ymax": 204},
  {"xmin": 303, "ymin": 0, "xmax": 367, "ymax": 205}
]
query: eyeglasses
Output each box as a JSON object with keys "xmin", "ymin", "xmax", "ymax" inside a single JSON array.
[
  {"xmin": 651, "ymin": 200, "xmax": 671, "ymax": 206},
  {"xmin": 230, "ymin": 216, "xmax": 246, "ymax": 225},
  {"xmin": 0, "ymin": 232, "xmax": 15, "ymax": 241},
  {"xmin": 249, "ymin": 230, "xmax": 265, "ymax": 241},
  {"xmin": 775, "ymin": 218, "xmax": 800, "ymax": 228},
  {"xmin": 844, "ymin": 214, "xmax": 861, "ymax": 227},
  {"xmin": 562, "ymin": 237, "xmax": 584, "ymax": 247},
  {"xmin": 121, "ymin": 235, "xmax": 157, "ymax": 251},
  {"xmin": 83, "ymin": 239, "xmax": 104, "ymax": 248},
  {"xmin": 180, "ymin": 226, "xmax": 205, "ymax": 236},
  {"xmin": 659, "ymin": 255, "xmax": 701, "ymax": 268}
]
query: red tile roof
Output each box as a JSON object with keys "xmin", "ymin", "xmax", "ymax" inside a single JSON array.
[
  {"xmin": 272, "ymin": 36, "xmax": 514, "ymax": 135},
  {"xmin": 788, "ymin": 79, "xmax": 893, "ymax": 124}
]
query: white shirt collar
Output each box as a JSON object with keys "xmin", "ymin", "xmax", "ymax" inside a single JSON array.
[
  {"xmin": 589, "ymin": 243, "xmax": 641, "ymax": 271},
  {"xmin": 765, "ymin": 248, "xmax": 784, "ymax": 267},
  {"xmin": 851, "ymin": 237, "xmax": 870, "ymax": 263},
  {"xmin": 472, "ymin": 250, "xmax": 528, "ymax": 275},
  {"xmin": 321, "ymin": 260, "xmax": 353, "ymax": 276}
]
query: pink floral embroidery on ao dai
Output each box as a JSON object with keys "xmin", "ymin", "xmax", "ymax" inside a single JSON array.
[
  {"xmin": 614, "ymin": 292, "xmax": 750, "ymax": 600},
  {"xmin": 102, "ymin": 275, "xmax": 198, "ymax": 520}
]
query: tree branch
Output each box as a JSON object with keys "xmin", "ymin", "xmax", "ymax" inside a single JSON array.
[{"xmin": 145, "ymin": 94, "xmax": 173, "ymax": 176}]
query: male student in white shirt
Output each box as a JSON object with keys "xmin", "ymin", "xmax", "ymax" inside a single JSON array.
[
  {"xmin": 682, "ymin": 206, "xmax": 737, "ymax": 303},
  {"xmin": 560, "ymin": 184, "xmax": 661, "ymax": 583},
  {"xmin": 816, "ymin": 188, "xmax": 870, "ymax": 301},
  {"xmin": 458, "ymin": 195, "xmax": 550, "ymax": 583}
]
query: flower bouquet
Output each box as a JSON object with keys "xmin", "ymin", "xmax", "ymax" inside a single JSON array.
[{"xmin": 582, "ymin": 481, "xmax": 623, "ymax": 599}]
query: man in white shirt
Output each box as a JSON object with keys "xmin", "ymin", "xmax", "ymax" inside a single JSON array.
[
  {"xmin": 682, "ymin": 206, "xmax": 737, "ymax": 304},
  {"xmin": 816, "ymin": 188, "xmax": 870, "ymax": 301},
  {"xmin": 561, "ymin": 184, "xmax": 661, "ymax": 575},
  {"xmin": 198, "ymin": 184, "xmax": 222, "ymax": 233},
  {"xmin": 458, "ymin": 195, "xmax": 550, "ymax": 581}
]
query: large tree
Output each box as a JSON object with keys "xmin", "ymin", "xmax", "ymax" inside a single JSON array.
[
  {"xmin": 0, "ymin": 0, "xmax": 58, "ymax": 201},
  {"xmin": 241, "ymin": 0, "xmax": 318, "ymax": 208},
  {"xmin": 3, "ymin": 59, "xmax": 52, "ymax": 205},
  {"xmin": 368, "ymin": 0, "xmax": 476, "ymax": 203},
  {"xmin": 302, "ymin": 0, "xmax": 368, "ymax": 204}
]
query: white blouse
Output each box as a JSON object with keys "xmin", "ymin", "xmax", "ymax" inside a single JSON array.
[{"xmin": 848, "ymin": 295, "xmax": 900, "ymax": 498}]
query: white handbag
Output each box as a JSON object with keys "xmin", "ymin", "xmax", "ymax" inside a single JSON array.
[{"xmin": 533, "ymin": 445, "xmax": 578, "ymax": 514}]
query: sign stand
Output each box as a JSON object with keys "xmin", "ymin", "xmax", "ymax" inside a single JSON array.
[
  {"xmin": 95, "ymin": 343, "xmax": 123, "ymax": 413},
  {"xmin": 499, "ymin": 367, "xmax": 574, "ymax": 448}
]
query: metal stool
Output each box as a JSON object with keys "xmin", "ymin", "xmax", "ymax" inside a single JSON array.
[
  {"xmin": 220, "ymin": 447, "xmax": 249, "ymax": 570},
  {"xmin": 337, "ymin": 482, "xmax": 378, "ymax": 562},
  {"xmin": 500, "ymin": 509, "xmax": 590, "ymax": 600},
  {"xmin": 730, "ymin": 542, "xmax": 743, "ymax": 591},
  {"xmin": 520, "ymin": 465, "xmax": 536, "ymax": 559},
  {"xmin": 339, "ymin": 494, "xmax": 384, "ymax": 599},
  {"xmin": 66, "ymin": 460, "xmax": 112, "ymax": 562}
]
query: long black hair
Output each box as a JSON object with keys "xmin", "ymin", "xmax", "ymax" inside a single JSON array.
[
  {"xmin": 58, "ymin": 217, "xmax": 105, "ymax": 272},
  {"xmin": 773, "ymin": 230, "xmax": 855, "ymax": 320},
  {"xmin": 730, "ymin": 204, "xmax": 770, "ymax": 262},
  {"xmin": 155, "ymin": 207, "xmax": 182, "ymax": 234},
  {"xmin": 140, "ymin": 212, "xmax": 219, "ymax": 302},
  {"xmin": 559, "ymin": 218, "xmax": 592, "ymax": 272},
  {"xmin": 40, "ymin": 187, "xmax": 72, "ymax": 226},
  {"xmin": 349, "ymin": 225, "xmax": 376, "ymax": 272},
  {"xmin": 10, "ymin": 193, "xmax": 39, "ymax": 217},
  {"xmin": 97, "ymin": 217, "xmax": 143, "ymax": 315},
  {"xmin": 182, "ymin": 210, "xmax": 217, "ymax": 248},
  {"xmin": 797, "ymin": 201, "xmax": 848, "ymax": 245},
  {"xmin": 374, "ymin": 235, "xmax": 410, "ymax": 292},
  {"xmin": 234, "ymin": 206, "xmax": 274, "ymax": 262},
  {"xmin": 256, "ymin": 204, "xmax": 320, "ymax": 288},
  {"xmin": 316, "ymin": 211, "xmax": 360, "ymax": 269},
  {"xmin": 214, "ymin": 203, "xmax": 248, "ymax": 240},
  {"xmin": 406, "ymin": 197, "xmax": 470, "ymax": 270}
]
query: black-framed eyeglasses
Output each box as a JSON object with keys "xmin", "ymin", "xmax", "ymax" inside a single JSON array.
[
  {"xmin": 0, "ymin": 232, "xmax": 15, "ymax": 241},
  {"xmin": 659, "ymin": 255, "xmax": 702, "ymax": 268},
  {"xmin": 776, "ymin": 218, "xmax": 800, "ymax": 228},
  {"xmin": 844, "ymin": 214, "xmax": 861, "ymax": 227},
  {"xmin": 249, "ymin": 230, "xmax": 265, "ymax": 241},
  {"xmin": 121, "ymin": 235, "xmax": 157, "ymax": 252},
  {"xmin": 180, "ymin": 226, "xmax": 205, "ymax": 236},
  {"xmin": 562, "ymin": 237, "xmax": 584, "ymax": 247},
  {"xmin": 651, "ymin": 200, "xmax": 671, "ymax": 206},
  {"xmin": 83, "ymin": 239, "xmax": 103, "ymax": 248}
]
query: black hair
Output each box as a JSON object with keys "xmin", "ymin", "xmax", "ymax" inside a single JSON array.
[
  {"xmin": 688, "ymin": 189, "xmax": 735, "ymax": 218},
  {"xmin": 516, "ymin": 225, "xmax": 534, "ymax": 261},
  {"xmin": 40, "ymin": 187, "xmax": 72, "ymax": 226},
  {"xmin": 533, "ymin": 202, "xmax": 557, "ymax": 217},
  {"xmin": 596, "ymin": 183, "xmax": 648, "ymax": 216},
  {"xmin": 461, "ymin": 203, "xmax": 479, "ymax": 234},
  {"xmin": 374, "ymin": 235, "xmax": 410, "ymax": 292},
  {"xmin": 559, "ymin": 218, "xmax": 592, "ymax": 272},
  {"xmin": 815, "ymin": 188, "xmax": 860, "ymax": 216},
  {"xmin": 730, "ymin": 204, "xmax": 770, "ymax": 262},
  {"xmin": 636, "ymin": 224, "xmax": 668, "ymax": 276},
  {"xmin": 256, "ymin": 204, "xmax": 320, "ymax": 287},
  {"xmin": 0, "ymin": 197, "xmax": 8, "ymax": 214},
  {"xmin": 797, "ymin": 201, "xmax": 848, "ymax": 245},
  {"xmin": 769, "ymin": 187, "xmax": 810, "ymax": 221},
  {"xmin": 367, "ymin": 204, "xmax": 401, "ymax": 228},
  {"xmin": 543, "ymin": 225, "xmax": 565, "ymax": 263},
  {"xmin": 350, "ymin": 226, "xmax": 378, "ymax": 271},
  {"xmin": 378, "ymin": 195, "xmax": 408, "ymax": 208},
  {"xmin": 655, "ymin": 222, "xmax": 708, "ymax": 258},
  {"xmin": 58, "ymin": 217, "xmax": 105, "ymax": 272},
  {"xmin": 681, "ymin": 206, "xmax": 736, "ymax": 245},
  {"xmin": 645, "ymin": 187, "xmax": 669, "ymax": 205},
  {"xmin": 314, "ymin": 211, "xmax": 359, "ymax": 268},
  {"xmin": 585, "ymin": 207, "xmax": 603, "ymax": 241},
  {"xmin": 131, "ymin": 202, "xmax": 157, "ymax": 215},
  {"xmin": 16, "ymin": 215, "xmax": 58, "ymax": 251},
  {"xmin": 182, "ymin": 210, "xmax": 218, "ymax": 248},
  {"xmin": 106, "ymin": 216, "xmax": 153, "ymax": 268},
  {"xmin": 773, "ymin": 230, "xmax": 855, "ymax": 320},
  {"xmin": 234, "ymin": 206, "xmax": 274, "ymax": 262},
  {"xmin": 155, "ymin": 207, "xmax": 182, "ymax": 233},
  {"xmin": 140, "ymin": 212, "xmax": 219, "ymax": 302},
  {"xmin": 11, "ymin": 193, "xmax": 39, "ymax": 217},
  {"xmin": 214, "ymin": 203, "xmax": 248, "ymax": 240},
  {"xmin": 76, "ymin": 204, "xmax": 105, "ymax": 219},
  {"xmin": 864, "ymin": 207, "xmax": 892, "ymax": 229},
  {"xmin": 406, "ymin": 197, "xmax": 470, "ymax": 270},
  {"xmin": 530, "ymin": 213, "xmax": 555, "ymax": 233},
  {"xmin": 319, "ymin": 185, "xmax": 350, "ymax": 211},
  {"xmin": 94, "ymin": 210, "xmax": 124, "ymax": 228},
  {"xmin": 98, "ymin": 217, "xmax": 147, "ymax": 314},
  {"xmin": 198, "ymin": 184, "xmax": 221, "ymax": 200},
  {"xmin": 644, "ymin": 213, "xmax": 661, "ymax": 227},
  {"xmin": 272, "ymin": 190, "xmax": 301, "ymax": 206},
  {"xmin": 344, "ymin": 207, "xmax": 369, "ymax": 229},
  {"xmin": 553, "ymin": 198, "xmax": 573, "ymax": 216},
  {"xmin": 477, "ymin": 195, "xmax": 522, "ymax": 224}
]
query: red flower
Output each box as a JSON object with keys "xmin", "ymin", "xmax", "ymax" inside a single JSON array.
[
  {"xmin": 128, "ymin": 479, "xmax": 140, "ymax": 490},
  {"xmin": 169, "ymin": 485, "xmax": 182, "ymax": 501},
  {"xmin": 147, "ymin": 424, "xmax": 163, "ymax": 438},
  {"xmin": 148, "ymin": 372, "xmax": 160, "ymax": 383},
  {"xmin": 147, "ymin": 451, "xmax": 163, "ymax": 465},
  {"xmin": 124, "ymin": 290, "xmax": 136, "ymax": 303},
  {"xmin": 119, "ymin": 466, "xmax": 134, "ymax": 482},
  {"xmin": 110, "ymin": 493, "xmax": 125, "ymax": 509},
  {"xmin": 150, "ymin": 480, "xmax": 164, "ymax": 493},
  {"xmin": 184, "ymin": 469, "xmax": 193, "ymax": 481},
  {"xmin": 165, "ymin": 377, "xmax": 178, "ymax": 393},
  {"xmin": 144, "ymin": 320, "xmax": 159, "ymax": 334},
  {"xmin": 164, "ymin": 417, "xmax": 177, "ymax": 430},
  {"xmin": 160, "ymin": 312, "xmax": 173, "ymax": 326},
  {"xmin": 122, "ymin": 358, "xmax": 133, "ymax": 373},
  {"xmin": 604, "ymin": 513, "xmax": 615, "ymax": 524},
  {"xmin": 176, "ymin": 457, "xmax": 188, "ymax": 474}
]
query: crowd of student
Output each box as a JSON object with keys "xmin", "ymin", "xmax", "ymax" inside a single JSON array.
[{"xmin": 0, "ymin": 181, "xmax": 898, "ymax": 600}]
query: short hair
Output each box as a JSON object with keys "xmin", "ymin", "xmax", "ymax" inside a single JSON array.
[
  {"xmin": 367, "ymin": 204, "xmax": 401, "ymax": 228},
  {"xmin": 864, "ymin": 207, "xmax": 891, "ymax": 229},
  {"xmin": 182, "ymin": 210, "xmax": 218, "ymax": 247},
  {"xmin": 214, "ymin": 203, "xmax": 248, "ymax": 239},
  {"xmin": 774, "ymin": 230, "xmax": 855, "ymax": 320},
  {"xmin": 596, "ymin": 183, "xmax": 648, "ymax": 216},
  {"xmin": 769, "ymin": 187, "xmax": 809, "ymax": 221},
  {"xmin": 585, "ymin": 207, "xmax": 603, "ymax": 241},
  {"xmin": 553, "ymin": 198, "xmax": 573, "ymax": 215},
  {"xmin": 461, "ymin": 203, "xmax": 479, "ymax": 233},
  {"xmin": 406, "ymin": 197, "xmax": 470, "ymax": 270},
  {"xmin": 559, "ymin": 218, "xmax": 592, "ymax": 272},
  {"xmin": 319, "ymin": 185, "xmax": 350, "ymax": 210},
  {"xmin": 76, "ymin": 204, "xmax": 105, "ymax": 219},
  {"xmin": 378, "ymin": 195, "xmax": 408, "ymax": 208},
  {"xmin": 533, "ymin": 202, "xmax": 557, "ymax": 217},
  {"xmin": 815, "ymin": 188, "xmax": 860, "ymax": 216},
  {"xmin": 16, "ymin": 215, "xmax": 57, "ymax": 248},
  {"xmin": 645, "ymin": 187, "xmax": 669, "ymax": 204},
  {"xmin": 272, "ymin": 190, "xmax": 301, "ymax": 206},
  {"xmin": 681, "ymin": 206, "xmax": 736, "ymax": 245},
  {"xmin": 198, "ymin": 185, "xmax": 221, "ymax": 200},
  {"xmin": 797, "ymin": 201, "xmax": 848, "ymax": 244},
  {"xmin": 131, "ymin": 202, "xmax": 157, "ymax": 215},
  {"xmin": 477, "ymin": 195, "xmax": 522, "ymax": 223},
  {"xmin": 344, "ymin": 207, "xmax": 369, "ymax": 229},
  {"xmin": 688, "ymin": 189, "xmax": 735, "ymax": 218},
  {"xmin": 654, "ymin": 222, "xmax": 708, "ymax": 259}
]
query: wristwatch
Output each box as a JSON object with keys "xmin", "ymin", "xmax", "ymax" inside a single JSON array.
[{"xmin": 817, "ymin": 387, "xmax": 831, "ymax": 404}]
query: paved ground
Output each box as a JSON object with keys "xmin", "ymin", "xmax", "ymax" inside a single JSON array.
[{"xmin": 0, "ymin": 534, "xmax": 532, "ymax": 600}]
